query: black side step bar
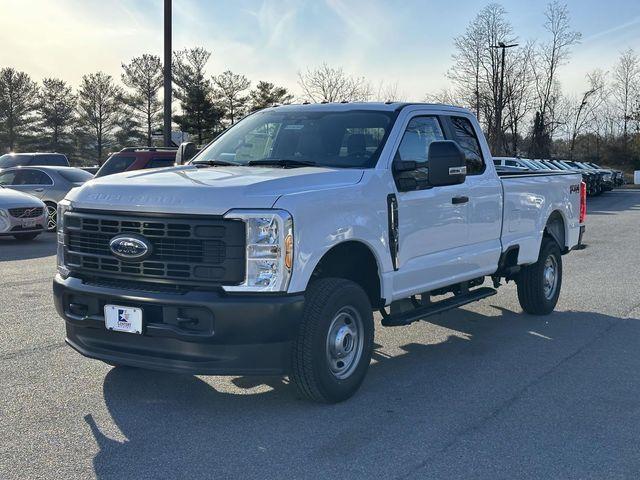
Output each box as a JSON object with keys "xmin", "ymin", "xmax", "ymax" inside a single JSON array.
[{"xmin": 380, "ymin": 287, "xmax": 497, "ymax": 327}]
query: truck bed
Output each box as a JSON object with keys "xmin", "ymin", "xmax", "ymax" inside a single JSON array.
[{"xmin": 499, "ymin": 171, "xmax": 583, "ymax": 265}]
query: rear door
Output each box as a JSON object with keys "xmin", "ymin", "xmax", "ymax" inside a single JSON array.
[{"xmin": 442, "ymin": 115, "xmax": 502, "ymax": 280}]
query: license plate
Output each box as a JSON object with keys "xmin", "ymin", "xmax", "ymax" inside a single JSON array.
[
  {"xmin": 104, "ymin": 305, "xmax": 143, "ymax": 334},
  {"xmin": 21, "ymin": 218, "xmax": 36, "ymax": 228}
]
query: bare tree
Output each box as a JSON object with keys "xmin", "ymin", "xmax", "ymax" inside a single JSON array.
[
  {"xmin": 447, "ymin": 4, "xmax": 516, "ymax": 154},
  {"xmin": 0, "ymin": 68, "xmax": 39, "ymax": 151},
  {"xmin": 298, "ymin": 63, "xmax": 371, "ymax": 103},
  {"xmin": 448, "ymin": 14, "xmax": 484, "ymax": 120},
  {"xmin": 76, "ymin": 72, "xmax": 123, "ymax": 162},
  {"xmin": 212, "ymin": 70, "xmax": 251, "ymax": 124},
  {"xmin": 611, "ymin": 48, "xmax": 640, "ymax": 150},
  {"xmin": 38, "ymin": 78, "xmax": 76, "ymax": 151},
  {"xmin": 530, "ymin": 1, "xmax": 581, "ymax": 157},
  {"xmin": 372, "ymin": 80, "xmax": 406, "ymax": 102},
  {"xmin": 566, "ymin": 70, "xmax": 607, "ymax": 158},
  {"xmin": 503, "ymin": 42, "xmax": 536, "ymax": 155},
  {"xmin": 121, "ymin": 54, "xmax": 163, "ymax": 146}
]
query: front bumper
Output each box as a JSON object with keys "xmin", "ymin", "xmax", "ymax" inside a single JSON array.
[
  {"xmin": 0, "ymin": 215, "xmax": 46, "ymax": 236},
  {"xmin": 53, "ymin": 275, "xmax": 305, "ymax": 375}
]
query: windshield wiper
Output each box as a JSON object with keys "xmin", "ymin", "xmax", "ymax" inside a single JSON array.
[
  {"xmin": 192, "ymin": 159, "xmax": 242, "ymax": 167},
  {"xmin": 248, "ymin": 158, "xmax": 317, "ymax": 168}
]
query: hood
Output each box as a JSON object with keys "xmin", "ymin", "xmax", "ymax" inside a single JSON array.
[
  {"xmin": 0, "ymin": 187, "xmax": 45, "ymax": 209},
  {"xmin": 66, "ymin": 165, "xmax": 364, "ymax": 215}
]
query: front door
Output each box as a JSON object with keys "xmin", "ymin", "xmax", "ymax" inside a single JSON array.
[{"xmin": 391, "ymin": 114, "xmax": 472, "ymax": 300}]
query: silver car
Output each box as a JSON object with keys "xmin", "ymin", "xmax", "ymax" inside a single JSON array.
[
  {"xmin": 0, "ymin": 166, "xmax": 93, "ymax": 231},
  {"xmin": 0, "ymin": 187, "xmax": 47, "ymax": 240}
]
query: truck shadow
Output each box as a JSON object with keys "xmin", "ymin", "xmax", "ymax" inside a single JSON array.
[{"xmin": 86, "ymin": 307, "xmax": 640, "ymax": 479}]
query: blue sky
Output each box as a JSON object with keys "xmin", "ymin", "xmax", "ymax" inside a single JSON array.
[{"xmin": 1, "ymin": 0, "xmax": 639, "ymax": 100}]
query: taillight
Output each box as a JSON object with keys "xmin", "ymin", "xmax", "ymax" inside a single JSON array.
[{"xmin": 579, "ymin": 181, "xmax": 587, "ymax": 223}]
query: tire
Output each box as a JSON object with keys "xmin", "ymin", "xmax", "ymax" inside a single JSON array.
[
  {"xmin": 517, "ymin": 236, "xmax": 562, "ymax": 315},
  {"xmin": 13, "ymin": 233, "xmax": 40, "ymax": 241},
  {"xmin": 45, "ymin": 202, "xmax": 57, "ymax": 232},
  {"xmin": 291, "ymin": 278, "xmax": 374, "ymax": 403}
]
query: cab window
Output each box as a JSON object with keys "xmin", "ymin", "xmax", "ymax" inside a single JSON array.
[
  {"xmin": 449, "ymin": 116, "xmax": 485, "ymax": 175},
  {"xmin": 393, "ymin": 116, "xmax": 445, "ymax": 191}
]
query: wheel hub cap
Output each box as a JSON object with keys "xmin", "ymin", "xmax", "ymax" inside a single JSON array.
[
  {"xmin": 326, "ymin": 307, "xmax": 364, "ymax": 380},
  {"xmin": 543, "ymin": 255, "xmax": 558, "ymax": 300}
]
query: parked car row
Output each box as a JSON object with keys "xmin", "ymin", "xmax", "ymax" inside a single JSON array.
[
  {"xmin": 0, "ymin": 153, "xmax": 95, "ymax": 236},
  {"xmin": 493, "ymin": 157, "xmax": 623, "ymax": 196}
]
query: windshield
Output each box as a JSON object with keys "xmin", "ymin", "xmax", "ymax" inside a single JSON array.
[
  {"xmin": 193, "ymin": 109, "xmax": 397, "ymax": 168},
  {"xmin": 0, "ymin": 154, "xmax": 29, "ymax": 169}
]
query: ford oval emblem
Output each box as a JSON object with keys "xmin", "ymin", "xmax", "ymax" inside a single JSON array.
[{"xmin": 109, "ymin": 234, "xmax": 152, "ymax": 261}]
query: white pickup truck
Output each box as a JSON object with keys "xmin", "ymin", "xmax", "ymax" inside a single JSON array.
[{"xmin": 53, "ymin": 103, "xmax": 586, "ymax": 403}]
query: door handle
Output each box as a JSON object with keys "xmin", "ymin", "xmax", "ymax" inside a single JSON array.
[
  {"xmin": 34, "ymin": 188, "xmax": 44, "ymax": 192},
  {"xmin": 452, "ymin": 196, "xmax": 469, "ymax": 205}
]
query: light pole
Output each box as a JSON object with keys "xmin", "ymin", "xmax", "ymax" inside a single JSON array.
[
  {"xmin": 490, "ymin": 41, "xmax": 518, "ymax": 155},
  {"xmin": 163, "ymin": 0, "xmax": 172, "ymax": 147}
]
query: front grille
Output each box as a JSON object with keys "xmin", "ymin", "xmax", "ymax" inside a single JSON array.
[
  {"xmin": 9, "ymin": 207, "xmax": 44, "ymax": 218},
  {"xmin": 64, "ymin": 211, "xmax": 245, "ymax": 286}
]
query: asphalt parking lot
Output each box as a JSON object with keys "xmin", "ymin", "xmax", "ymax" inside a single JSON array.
[{"xmin": 1, "ymin": 189, "xmax": 639, "ymax": 480}]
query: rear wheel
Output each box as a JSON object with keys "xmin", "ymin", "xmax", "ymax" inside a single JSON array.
[
  {"xmin": 13, "ymin": 233, "xmax": 40, "ymax": 241},
  {"xmin": 291, "ymin": 278, "xmax": 374, "ymax": 403},
  {"xmin": 516, "ymin": 237, "xmax": 562, "ymax": 315}
]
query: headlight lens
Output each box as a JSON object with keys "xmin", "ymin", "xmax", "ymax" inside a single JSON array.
[
  {"xmin": 56, "ymin": 200, "xmax": 72, "ymax": 278},
  {"xmin": 223, "ymin": 210, "xmax": 293, "ymax": 292}
]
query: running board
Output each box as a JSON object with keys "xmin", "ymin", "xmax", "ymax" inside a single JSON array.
[{"xmin": 380, "ymin": 287, "xmax": 497, "ymax": 327}]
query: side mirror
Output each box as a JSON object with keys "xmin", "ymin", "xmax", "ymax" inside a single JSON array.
[
  {"xmin": 427, "ymin": 141, "xmax": 466, "ymax": 187},
  {"xmin": 175, "ymin": 142, "xmax": 198, "ymax": 165}
]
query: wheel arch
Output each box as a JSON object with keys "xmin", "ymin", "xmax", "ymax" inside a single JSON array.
[
  {"xmin": 544, "ymin": 209, "xmax": 567, "ymax": 251},
  {"xmin": 305, "ymin": 240, "xmax": 384, "ymax": 308}
]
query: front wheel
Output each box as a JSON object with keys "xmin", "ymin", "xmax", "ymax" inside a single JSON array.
[
  {"xmin": 516, "ymin": 237, "xmax": 562, "ymax": 315},
  {"xmin": 291, "ymin": 278, "xmax": 374, "ymax": 403}
]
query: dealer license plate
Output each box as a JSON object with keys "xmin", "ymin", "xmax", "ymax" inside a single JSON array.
[{"xmin": 104, "ymin": 305, "xmax": 143, "ymax": 334}]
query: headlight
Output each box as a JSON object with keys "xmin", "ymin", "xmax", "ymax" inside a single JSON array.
[
  {"xmin": 222, "ymin": 209, "xmax": 293, "ymax": 293},
  {"xmin": 56, "ymin": 200, "xmax": 72, "ymax": 278}
]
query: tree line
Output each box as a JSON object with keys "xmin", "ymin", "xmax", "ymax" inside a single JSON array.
[
  {"xmin": 1, "ymin": 1, "xmax": 638, "ymax": 170},
  {"xmin": 0, "ymin": 48, "xmax": 295, "ymax": 164},
  {"xmin": 430, "ymin": 1, "xmax": 640, "ymax": 169}
]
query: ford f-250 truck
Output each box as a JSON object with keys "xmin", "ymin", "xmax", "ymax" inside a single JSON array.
[{"xmin": 53, "ymin": 103, "xmax": 586, "ymax": 403}]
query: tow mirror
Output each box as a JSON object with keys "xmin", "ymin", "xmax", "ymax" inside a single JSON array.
[
  {"xmin": 427, "ymin": 141, "xmax": 466, "ymax": 187},
  {"xmin": 175, "ymin": 142, "xmax": 198, "ymax": 165}
]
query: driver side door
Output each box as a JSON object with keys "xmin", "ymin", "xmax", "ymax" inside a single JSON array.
[{"xmin": 391, "ymin": 114, "xmax": 472, "ymax": 300}]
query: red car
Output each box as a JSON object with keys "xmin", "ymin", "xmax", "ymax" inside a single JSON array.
[{"xmin": 94, "ymin": 147, "xmax": 177, "ymax": 178}]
